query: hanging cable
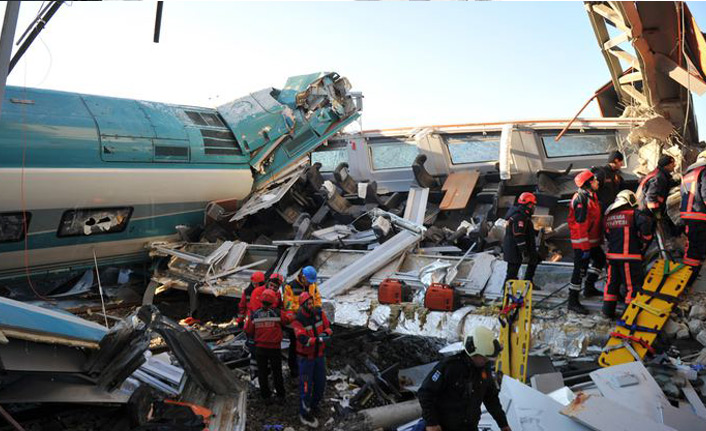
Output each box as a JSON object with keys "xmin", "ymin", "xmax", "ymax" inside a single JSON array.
[{"xmin": 93, "ymin": 249, "xmax": 110, "ymax": 329}]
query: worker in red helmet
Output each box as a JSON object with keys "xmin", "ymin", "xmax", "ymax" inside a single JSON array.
[
  {"xmin": 567, "ymin": 170, "xmax": 605, "ymax": 314},
  {"xmin": 245, "ymin": 288, "xmax": 293, "ymax": 400},
  {"xmin": 265, "ymin": 273, "xmax": 285, "ymax": 308},
  {"xmin": 237, "ymin": 271, "xmax": 266, "ymax": 326},
  {"xmin": 502, "ymin": 192, "xmax": 540, "ymax": 289},
  {"xmin": 238, "ymin": 271, "xmax": 266, "ymax": 382},
  {"xmin": 291, "ymin": 291, "xmax": 332, "ymax": 428}
]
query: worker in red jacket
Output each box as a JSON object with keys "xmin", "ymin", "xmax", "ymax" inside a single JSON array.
[
  {"xmin": 680, "ymin": 151, "xmax": 706, "ymax": 286},
  {"xmin": 245, "ymin": 289, "xmax": 293, "ymax": 400},
  {"xmin": 250, "ymin": 273, "xmax": 284, "ymax": 312},
  {"xmin": 603, "ymin": 190, "xmax": 653, "ymax": 318},
  {"xmin": 237, "ymin": 271, "xmax": 266, "ymax": 326},
  {"xmin": 291, "ymin": 292, "xmax": 333, "ymax": 428},
  {"xmin": 238, "ymin": 271, "xmax": 266, "ymax": 382},
  {"xmin": 567, "ymin": 170, "xmax": 604, "ymax": 314}
]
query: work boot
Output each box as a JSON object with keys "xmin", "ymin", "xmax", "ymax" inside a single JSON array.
[
  {"xmin": 300, "ymin": 412, "xmax": 319, "ymax": 428},
  {"xmin": 583, "ymin": 278, "xmax": 602, "ymax": 298},
  {"xmin": 602, "ymin": 301, "xmax": 616, "ymax": 319},
  {"xmin": 568, "ymin": 288, "xmax": 589, "ymax": 315}
]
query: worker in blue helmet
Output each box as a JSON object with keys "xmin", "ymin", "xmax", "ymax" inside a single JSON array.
[{"xmin": 283, "ymin": 265, "xmax": 322, "ymax": 378}]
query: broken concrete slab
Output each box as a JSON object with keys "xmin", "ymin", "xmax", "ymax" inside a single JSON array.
[
  {"xmin": 500, "ymin": 375, "xmax": 590, "ymax": 431},
  {"xmin": 561, "ymin": 393, "xmax": 675, "ymax": 431},
  {"xmin": 589, "ymin": 362, "xmax": 669, "ymax": 423},
  {"xmin": 689, "ymin": 304, "xmax": 706, "ymax": 320},
  {"xmin": 683, "ymin": 380, "xmax": 706, "ymax": 419},
  {"xmin": 531, "ymin": 372, "xmax": 565, "ymax": 394}
]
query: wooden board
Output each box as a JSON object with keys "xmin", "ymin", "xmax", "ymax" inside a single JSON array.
[{"xmin": 440, "ymin": 170, "xmax": 479, "ymax": 210}]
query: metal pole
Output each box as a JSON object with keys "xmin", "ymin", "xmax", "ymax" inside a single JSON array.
[
  {"xmin": 0, "ymin": 405, "xmax": 26, "ymax": 431},
  {"xmin": 9, "ymin": 1, "xmax": 63, "ymax": 74},
  {"xmin": 0, "ymin": 1, "xmax": 20, "ymax": 119},
  {"xmin": 153, "ymin": 1, "xmax": 163, "ymax": 43}
]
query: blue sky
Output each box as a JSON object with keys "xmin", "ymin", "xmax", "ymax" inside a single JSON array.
[{"xmin": 5, "ymin": 1, "xmax": 706, "ymax": 135}]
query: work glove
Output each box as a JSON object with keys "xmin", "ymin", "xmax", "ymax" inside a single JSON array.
[{"xmin": 581, "ymin": 250, "xmax": 591, "ymax": 261}]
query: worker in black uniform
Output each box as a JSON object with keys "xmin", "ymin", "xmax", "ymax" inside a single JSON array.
[
  {"xmin": 637, "ymin": 155, "xmax": 677, "ymax": 238},
  {"xmin": 503, "ymin": 192, "xmax": 540, "ymax": 289},
  {"xmin": 680, "ymin": 151, "xmax": 706, "ymax": 286},
  {"xmin": 415, "ymin": 326, "xmax": 511, "ymax": 431},
  {"xmin": 603, "ymin": 190, "xmax": 653, "ymax": 318},
  {"xmin": 592, "ymin": 150, "xmax": 626, "ymax": 211}
]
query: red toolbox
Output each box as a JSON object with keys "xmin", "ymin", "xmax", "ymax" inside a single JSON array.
[
  {"xmin": 424, "ymin": 283, "xmax": 457, "ymax": 311},
  {"xmin": 378, "ymin": 278, "xmax": 413, "ymax": 304}
]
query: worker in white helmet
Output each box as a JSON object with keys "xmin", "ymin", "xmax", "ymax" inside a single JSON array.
[{"xmin": 414, "ymin": 326, "xmax": 511, "ymax": 431}]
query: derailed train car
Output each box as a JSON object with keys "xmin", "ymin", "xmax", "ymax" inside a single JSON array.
[{"xmin": 0, "ymin": 72, "xmax": 360, "ymax": 281}]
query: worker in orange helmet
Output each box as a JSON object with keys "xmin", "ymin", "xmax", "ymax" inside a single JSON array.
[{"xmin": 567, "ymin": 170, "xmax": 604, "ymax": 314}]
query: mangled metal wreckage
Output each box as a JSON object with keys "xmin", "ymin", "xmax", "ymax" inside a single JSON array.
[
  {"xmin": 5, "ymin": 1, "xmax": 706, "ymax": 430},
  {"xmin": 0, "ymin": 297, "xmax": 245, "ymax": 430}
]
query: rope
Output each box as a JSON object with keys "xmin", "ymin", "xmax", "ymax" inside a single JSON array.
[{"xmin": 92, "ymin": 249, "xmax": 109, "ymax": 329}]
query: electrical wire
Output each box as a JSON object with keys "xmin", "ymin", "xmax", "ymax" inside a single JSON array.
[{"xmin": 19, "ymin": 58, "xmax": 51, "ymax": 302}]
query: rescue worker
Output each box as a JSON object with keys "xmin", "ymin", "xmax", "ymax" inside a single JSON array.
[
  {"xmin": 637, "ymin": 155, "xmax": 677, "ymax": 235},
  {"xmin": 680, "ymin": 151, "xmax": 706, "ymax": 286},
  {"xmin": 592, "ymin": 150, "xmax": 626, "ymax": 210},
  {"xmin": 238, "ymin": 271, "xmax": 267, "ymax": 381},
  {"xmin": 567, "ymin": 169, "xmax": 605, "ymax": 315},
  {"xmin": 503, "ymin": 192, "xmax": 540, "ymax": 288},
  {"xmin": 415, "ymin": 326, "xmax": 511, "ymax": 431},
  {"xmin": 237, "ymin": 271, "xmax": 266, "ymax": 326},
  {"xmin": 603, "ymin": 190, "xmax": 653, "ymax": 318},
  {"xmin": 265, "ymin": 273, "xmax": 284, "ymax": 308},
  {"xmin": 291, "ymin": 291, "xmax": 332, "ymax": 428},
  {"xmin": 251, "ymin": 273, "xmax": 284, "ymax": 311},
  {"xmin": 245, "ymin": 289, "xmax": 292, "ymax": 400},
  {"xmin": 283, "ymin": 266, "xmax": 322, "ymax": 378}
]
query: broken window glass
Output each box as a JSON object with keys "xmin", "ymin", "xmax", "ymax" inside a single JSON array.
[
  {"xmin": 445, "ymin": 133, "xmax": 500, "ymax": 164},
  {"xmin": 541, "ymin": 131, "xmax": 616, "ymax": 158},
  {"xmin": 311, "ymin": 148, "xmax": 348, "ymax": 171},
  {"xmin": 57, "ymin": 208, "xmax": 132, "ymax": 237},
  {"xmin": 0, "ymin": 212, "xmax": 29, "ymax": 243},
  {"xmin": 369, "ymin": 139, "xmax": 419, "ymax": 170}
]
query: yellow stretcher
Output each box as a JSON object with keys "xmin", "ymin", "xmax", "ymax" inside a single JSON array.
[
  {"xmin": 599, "ymin": 259, "xmax": 692, "ymax": 367},
  {"xmin": 495, "ymin": 280, "xmax": 532, "ymax": 383}
]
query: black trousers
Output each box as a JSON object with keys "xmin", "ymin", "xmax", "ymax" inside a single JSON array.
[
  {"xmin": 504, "ymin": 254, "xmax": 539, "ymax": 286},
  {"xmin": 685, "ymin": 221, "xmax": 706, "ymax": 285},
  {"xmin": 604, "ymin": 260, "xmax": 643, "ymax": 304},
  {"xmin": 256, "ymin": 347, "xmax": 285, "ymax": 398},
  {"xmin": 285, "ymin": 327, "xmax": 298, "ymax": 377},
  {"xmin": 570, "ymin": 246, "xmax": 605, "ymax": 289}
]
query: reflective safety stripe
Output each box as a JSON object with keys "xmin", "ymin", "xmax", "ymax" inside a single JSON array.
[
  {"xmin": 624, "ymin": 262, "xmax": 634, "ymax": 304},
  {"xmin": 253, "ymin": 317, "xmax": 281, "ymax": 324},
  {"xmin": 683, "ymin": 257, "xmax": 703, "ymax": 266},
  {"xmin": 606, "ymin": 252, "xmax": 642, "ymax": 261},
  {"xmin": 680, "ymin": 211, "xmax": 706, "ymax": 221},
  {"xmin": 571, "ymin": 238, "xmax": 588, "ymax": 244},
  {"xmin": 604, "ymin": 293, "xmax": 618, "ymax": 302},
  {"xmin": 569, "ymin": 283, "xmax": 581, "ymax": 292}
]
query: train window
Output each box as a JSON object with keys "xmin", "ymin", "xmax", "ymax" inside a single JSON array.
[
  {"xmin": 57, "ymin": 208, "xmax": 132, "ymax": 238},
  {"xmin": 369, "ymin": 139, "xmax": 419, "ymax": 170},
  {"xmin": 311, "ymin": 148, "xmax": 348, "ymax": 172},
  {"xmin": 200, "ymin": 129, "xmax": 242, "ymax": 155},
  {"xmin": 541, "ymin": 131, "xmax": 616, "ymax": 158},
  {"xmin": 445, "ymin": 134, "xmax": 500, "ymax": 164},
  {"xmin": 0, "ymin": 212, "xmax": 30, "ymax": 243}
]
